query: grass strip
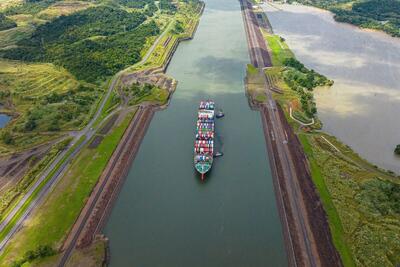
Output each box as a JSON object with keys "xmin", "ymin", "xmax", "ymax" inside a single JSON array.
[{"xmin": 263, "ymin": 32, "xmax": 294, "ymax": 66}]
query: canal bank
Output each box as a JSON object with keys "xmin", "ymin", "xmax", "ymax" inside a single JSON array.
[{"xmin": 104, "ymin": 0, "xmax": 287, "ymax": 266}]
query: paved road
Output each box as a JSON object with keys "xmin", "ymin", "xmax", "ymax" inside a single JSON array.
[
  {"xmin": 124, "ymin": 19, "xmax": 174, "ymax": 73},
  {"xmin": 0, "ymin": 19, "xmax": 174, "ymax": 254},
  {"xmin": 239, "ymin": 0, "xmax": 320, "ymax": 266},
  {"xmin": 289, "ymin": 107, "xmax": 314, "ymax": 126}
]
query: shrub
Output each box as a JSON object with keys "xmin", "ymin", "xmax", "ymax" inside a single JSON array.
[
  {"xmin": 11, "ymin": 245, "xmax": 56, "ymax": 267},
  {"xmin": 0, "ymin": 14, "xmax": 17, "ymax": 31},
  {"xmin": 1, "ymin": 131, "xmax": 14, "ymax": 145},
  {"xmin": 395, "ymin": 144, "xmax": 400, "ymax": 155}
]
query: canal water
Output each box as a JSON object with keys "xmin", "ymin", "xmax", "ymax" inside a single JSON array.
[
  {"xmin": 263, "ymin": 3, "xmax": 400, "ymax": 173},
  {"xmin": 104, "ymin": 0, "xmax": 287, "ymax": 266}
]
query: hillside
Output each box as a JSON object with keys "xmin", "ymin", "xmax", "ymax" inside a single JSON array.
[
  {"xmin": 0, "ymin": 0, "xmax": 204, "ymax": 265},
  {"xmin": 0, "ymin": 0, "xmax": 180, "ymax": 153},
  {"xmin": 289, "ymin": 0, "xmax": 400, "ymax": 37}
]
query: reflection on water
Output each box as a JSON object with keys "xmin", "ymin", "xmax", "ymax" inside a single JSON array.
[{"xmin": 263, "ymin": 3, "xmax": 400, "ymax": 173}]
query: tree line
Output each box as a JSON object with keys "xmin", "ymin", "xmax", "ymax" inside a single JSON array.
[{"xmin": 1, "ymin": 5, "xmax": 161, "ymax": 82}]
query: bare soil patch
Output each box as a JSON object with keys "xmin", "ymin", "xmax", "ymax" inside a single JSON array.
[
  {"xmin": 99, "ymin": 114, "xmax": 118, "ymax": 135},
  {"xmin": 88, "ymin": 136, "xmax": 103, "ymax": 149}
]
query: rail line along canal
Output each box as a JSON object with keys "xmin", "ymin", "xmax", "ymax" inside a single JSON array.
[{"xmin": 104, "ymin": 0, "xmax": 287, "ymax": 266}]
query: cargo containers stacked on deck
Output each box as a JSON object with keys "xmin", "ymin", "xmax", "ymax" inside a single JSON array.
[{"xmin": 194, "ymin": 101, "xmax": 215, "ymax": 180}]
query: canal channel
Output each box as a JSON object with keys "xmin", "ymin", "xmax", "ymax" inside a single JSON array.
[{"xmin": 104, "ymin": 0, "xmax": 287, "ymax": 266}]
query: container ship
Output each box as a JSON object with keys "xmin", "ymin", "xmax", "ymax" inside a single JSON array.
[{"xmin": 194, "ymin": 100, "xmax": 215, "ymax": 180}]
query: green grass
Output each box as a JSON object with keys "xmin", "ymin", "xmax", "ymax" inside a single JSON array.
[
  {"xmin": 128, "ymin": 86, "xmax": 169, "ymax": 105},
  {"xmin": 292, "ymin": 110, "xmax": 313, "ymax": 124},
  {"xmin": 298, "ymin": 133, "xmax": 356, "ymax": 267},
  {"xmin": 0, "ymin": 111, "xmax": 135, "ymax": 266},
  {"xmin": 245, "ymin": 64, "xmax": 267, "ymax": 104},
  {"xmin": 254, "ymin": 93, "xmax": 267, "ymax": 103},
  {"xmin": 247, "ymin": 63, "xmax": 258, "ymax": 75},
  {"xmin": 127, "ymin": 1, "xmax": 203, "ymax": 73},
  {"xmin": 263, "ymin": 32, "xmax": 294, "ymax": 66},
  {"xmin": 0, "ymin": 60, "xmax": 80, "ymax": 98}
]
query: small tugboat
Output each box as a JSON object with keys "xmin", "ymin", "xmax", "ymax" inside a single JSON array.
[
  {"xmin": 216, "ymin": 109, "xmax": 224, "ymax": 118},
  {"xmin": 194, "ymin": 100, "xmax": 215, "ymax": 180},
  {"xmin": 214, "ymin": 151, "xmax": 224, "ymax": 157}
]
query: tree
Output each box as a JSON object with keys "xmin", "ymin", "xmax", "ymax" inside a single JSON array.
[
  {"xmin": 0, "ymin": 14, "xmax": 17, "ymax": 31},
  {"xmin": 1, "ymin": 131, "xmax": 14, "ymax": 145},
  {"xmin": 24, "ymin": 118, "xmax": 37, "ymax": 131},
  {"xmin": 48, "ymin": 119, "xmax": 60, "ymax": 131},
  {"xmin": 394, "ymin": 145, "xmax": 400, "ymax": 155}
]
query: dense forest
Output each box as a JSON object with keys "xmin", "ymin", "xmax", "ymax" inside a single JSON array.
[
  {"xmin": 290, "ymin": 0, "xmax": 400, "ymax": 37},
  {"xmin": 283, "ymin": 58, "xmax": 333, "ymax": 117},
  {"xmin": 1, "ymin": 5, "xmax": 161, "ymax": 82},
  {"xmin": 0, "ymin": 14, "xmax": 16, "ymax": 31}
]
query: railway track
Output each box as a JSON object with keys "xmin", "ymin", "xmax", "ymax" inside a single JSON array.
[{"xmin": 240, "ymin": 0, "xmax": 272, "ymax": 67}]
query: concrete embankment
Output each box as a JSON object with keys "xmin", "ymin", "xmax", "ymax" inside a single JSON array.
[{"xmin": 240, "ymin": 0, "xmax": 342, "ymax": 266}]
